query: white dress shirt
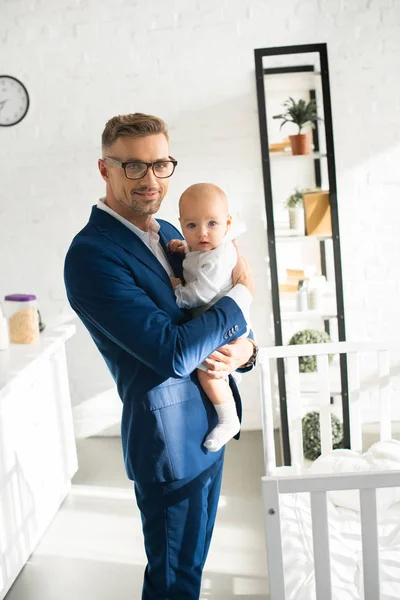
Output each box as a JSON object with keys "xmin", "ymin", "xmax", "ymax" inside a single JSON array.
[{"xmin": 96, "ymin": 198, "xmax": 251, "ymax": 317}]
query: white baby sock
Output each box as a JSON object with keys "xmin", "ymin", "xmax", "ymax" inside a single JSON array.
[{"xmin": 203, "ymin": 400, "xmax": 240, "ymax": 452}]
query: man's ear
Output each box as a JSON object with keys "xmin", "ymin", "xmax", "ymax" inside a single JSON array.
[{"xmin": 98, "ymin": 158, "xmax": 109, "ymax": 182}]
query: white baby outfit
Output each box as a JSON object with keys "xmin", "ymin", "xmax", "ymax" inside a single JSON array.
[
  {"xmin": 174, "ymin": 237, "xmax": 251, "ymax": 327},
  {"xmin": 174, "ymin": 233, "xmax": 250, "ymax": 379},
  {"xmin": 176, "ymin": 240, "xmax": 235, "ymax": 309}
]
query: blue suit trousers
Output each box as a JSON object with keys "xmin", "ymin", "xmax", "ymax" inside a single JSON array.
[{"xmin": 134, "ymin": 452, "xmax": 225, "ymax": 599}]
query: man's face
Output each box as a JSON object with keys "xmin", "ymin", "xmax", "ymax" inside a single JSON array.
[{"xmin": 99, "ymin": 134, "xmax": 170, "ymax": 220}]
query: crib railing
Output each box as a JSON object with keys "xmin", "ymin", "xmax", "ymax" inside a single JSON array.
[
  {"xmin": 258, "ymin": 341, "xmax": 392, "ymax": 476},
  {"xmin": 263, "ymin": 469, "xmax": 400, "ymax": 600}
]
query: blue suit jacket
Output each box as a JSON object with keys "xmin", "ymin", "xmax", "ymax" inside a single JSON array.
[{"xmin": 64, "ymin": 206, "xmax": 248, "ymax": 484}]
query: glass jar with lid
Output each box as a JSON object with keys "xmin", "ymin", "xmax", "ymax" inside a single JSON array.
[{"xmin": 4, "ymin": 294, "xmax": 40, "ymax": 344}]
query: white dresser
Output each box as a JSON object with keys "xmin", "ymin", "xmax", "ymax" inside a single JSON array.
[{"xmin": 0, "ymin": 325, "xmax": 77, "ymax": 599}]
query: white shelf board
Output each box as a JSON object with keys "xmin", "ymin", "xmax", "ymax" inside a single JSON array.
[
  {"xmin": 264, "ymin": 71, "xmax": 321, "ymax": 77},
  {"xmin": 281, "ymin": 310, "xmax": 337, "ymax": 322},
  {"xmin": 275, "ymin": 230, "xmax": 332, "ymax": 242},
  {"xmin": 269, "ymin": 151, "xmax": 327, "ymax": 160}
]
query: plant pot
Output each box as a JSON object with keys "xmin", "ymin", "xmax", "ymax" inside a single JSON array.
[
  {"xmin": 303, "ymin": 190, "xmax": 332, "ymax": 236},
  {"xmin": 288, "ymin": 206, "xmax": 305, "ymax": 235},
  {"xmin": 289, "ymin": 133, "xmax": 312, "ymax": 155}
]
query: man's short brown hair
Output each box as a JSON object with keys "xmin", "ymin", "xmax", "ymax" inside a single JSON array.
[{"xmin": 102, "ymin": 113, "xmax": 169, "ymax": 151}]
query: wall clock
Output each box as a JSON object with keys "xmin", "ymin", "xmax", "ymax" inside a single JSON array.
[{"xmin": 0, "ymin": 75, "xmax": 29, "ymax": 127}]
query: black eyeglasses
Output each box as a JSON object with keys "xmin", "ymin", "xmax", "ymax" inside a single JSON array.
[{"xmin": 104, "ymin": 156, "xmax": 178, "ymax": 180}]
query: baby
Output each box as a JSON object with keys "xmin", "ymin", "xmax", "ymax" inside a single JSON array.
[{"xmin": 168, "ymin": 183, "xmax": 250, "ymax": 452}]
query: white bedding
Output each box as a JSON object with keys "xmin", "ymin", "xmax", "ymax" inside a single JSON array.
[{"xmin": 277, "ymin": 440, "xmax": 400, "ymax": 600}]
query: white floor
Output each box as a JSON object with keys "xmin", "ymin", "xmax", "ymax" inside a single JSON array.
[{"xmin": 4, "ymin": 431, "xmax": 269, "ymax": 600}]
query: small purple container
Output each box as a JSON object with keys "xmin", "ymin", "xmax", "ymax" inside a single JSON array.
[{"xmin": 4, "ymin": 294, "xmax": 37, "ymax": 302}]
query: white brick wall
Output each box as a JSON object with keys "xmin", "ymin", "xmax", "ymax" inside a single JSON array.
[{"xmin": 1, "ymin": 0, "xmax": 400, "ymax": 434}]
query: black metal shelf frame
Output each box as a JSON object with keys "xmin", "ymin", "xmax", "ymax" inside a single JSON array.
[{"xmin": 254, "ymin": 43, "xmax": 349, "ymax": 465}]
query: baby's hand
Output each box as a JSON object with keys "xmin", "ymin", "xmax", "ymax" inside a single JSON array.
[
  {"xmin": 170, "ymin": 277, "xmax": 182, "ymax": 290},
  {"xmin": 168, "ymin": 239, "xmax": 186, "ymax": 254}
]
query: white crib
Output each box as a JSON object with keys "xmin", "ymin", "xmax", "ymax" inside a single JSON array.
[{"xmin": 258, "ymin": 341, "xmax": 400, "ymax": 600}]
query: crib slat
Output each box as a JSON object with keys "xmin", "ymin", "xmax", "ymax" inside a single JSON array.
[
  {"xmin": 316, "ymin": 354, "xmax": 332, "ymax": 456},
  {"xmin": 286, "ymin": 357, "xmax": 303, "ymax": 472},
  {"xmin": 259, "ymin": 358, "xmax": 277, "ymax": 476},
  {"xmin": 360, "ymin": 489, "xmax": 380, "ymax": 600},
  {"xmin": 347, "ymin": 352, "xmax": 363, "ymax": 453},
  {"xmin": 378, "ymin": 350, "xmax": 391, "ymax": 441},
  {"xmin": 262, "ymin": 478, "xmax": 286, "ymax": 599},
  {"xmin": 279, "ymin": 469, "xmax": 400, "ymax": 494},
  {"xmin": 310, "ymin": 491, "xmax": 332, "ymax": 600}
]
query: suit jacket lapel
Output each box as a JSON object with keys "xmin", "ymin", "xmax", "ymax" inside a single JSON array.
[{"xmin": 89, "ymin": 207, "xmax": 173, "ymax": 285}]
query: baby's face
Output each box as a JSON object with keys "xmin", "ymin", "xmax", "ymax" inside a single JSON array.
[{"xmin": 179, "ymin": 193, "xmax": 231, "ymax": 253}]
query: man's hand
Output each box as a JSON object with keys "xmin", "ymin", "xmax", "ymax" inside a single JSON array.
[
  {"xmin": 170, "ymin": 276, "xmax": 182, "ymax": 290},
  {"xmin": 168, "ymin": 239, "xmax": 186, "ymax": 254},
  {"xmin": 202, "ymin": 337, "xmax": 254, "ymax": 379},
  {"xmin": 232, "ymin": 240, "xmax": 255, "ymax": 296}
]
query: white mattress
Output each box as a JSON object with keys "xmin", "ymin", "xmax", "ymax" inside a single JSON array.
[{"xmin": 276, "ymin": 440, "xmax": 400, "ymax": 600}]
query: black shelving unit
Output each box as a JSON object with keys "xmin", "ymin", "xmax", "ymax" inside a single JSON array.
[{"xmin": 254, "ymin": 43, "xmax": 350, "ymax": 465}]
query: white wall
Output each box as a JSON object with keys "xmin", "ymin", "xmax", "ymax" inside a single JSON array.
[{"xmin": 1, "ymin": 0, "xmax": 400, "ymax": 435}]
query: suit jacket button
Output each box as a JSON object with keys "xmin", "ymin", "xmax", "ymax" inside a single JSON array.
[
  {"xmin": 224, "ymin": 333, "xmax": 229, "ymax": 339},
  {"xmin": 234, "ymin": 324, "xmax": 239, "ymax": 331}
]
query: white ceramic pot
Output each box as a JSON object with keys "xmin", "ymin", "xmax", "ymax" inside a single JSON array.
[{"xmin": 288, "ymin": 206, "xmax": 305, "ymax": 235}]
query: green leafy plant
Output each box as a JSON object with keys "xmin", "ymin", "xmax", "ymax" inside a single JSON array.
[
  {"xmin": 285, "ymin": 188, "xmax": 304, "ymax": 209},
  {"xmin": 273, "ymin": 97, "xmax": 321, "ymax": 134},
  {"xmin": 302, "ymin": 410, "xmax": 343, "ymax": 460},
  {"xmin": 288, "ymin": 328, "xmax": 332, "ymax": 372},
  {"xmin": 285, "ymin": 186, "xmax": 321, "ymax": 209}
]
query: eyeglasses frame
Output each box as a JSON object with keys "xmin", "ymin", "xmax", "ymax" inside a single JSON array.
[{"xmin": 103, "ymin": 156, "xmax": 178, "ymax": 179}]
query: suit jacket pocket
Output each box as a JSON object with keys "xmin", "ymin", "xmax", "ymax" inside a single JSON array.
[
  {"xmin": 146, "ymin": 377, "xmax": 191, "ymax": 411},
  {"xmin": 129, "ymin": 376, "xmax": 222, "ymax": 483},
  {"xmin": 157, "ymin": 387, "xmax": 219, "ymax": 481}
]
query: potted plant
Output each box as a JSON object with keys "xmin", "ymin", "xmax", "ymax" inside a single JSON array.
[
  {"xmin": 285, "ymin": 188, "xmax": 305, "ymax": 234},
  {"xmin": 288, "ymin": 328, "xmax": 332, "ymax": 372},
  {"xmin": 273, "ymin": 97, "xmax": 321, "ymax": 155},
  {"xmin": 302, "ymin": 410, "xmax": 343, "ymax": 460}
]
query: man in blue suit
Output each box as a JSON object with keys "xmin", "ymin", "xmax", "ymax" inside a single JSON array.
[{"xmin": 64, "ymin": 113, "xmax": 257, "ymax": 599}]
